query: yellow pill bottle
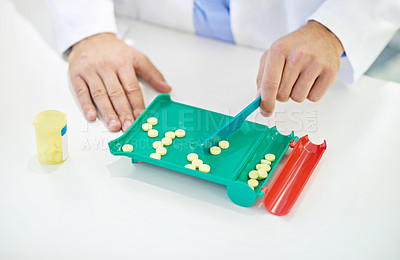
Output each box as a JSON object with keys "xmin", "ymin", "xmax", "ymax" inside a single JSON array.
[{"xmin": 33, "ymin": 110, "xmax": 68, "ymax": 165}]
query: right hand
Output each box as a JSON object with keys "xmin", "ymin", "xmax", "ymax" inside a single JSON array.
[{"xmin": 68, "ymin": 33, "xmax": 172, "ymax": 132}]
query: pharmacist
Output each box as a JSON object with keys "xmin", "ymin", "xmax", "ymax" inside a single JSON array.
[{"xmin": 48, "ymin": 0, "xmax": 400, "ymax": 131}]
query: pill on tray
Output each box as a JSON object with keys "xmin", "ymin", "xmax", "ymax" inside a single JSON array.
[
  {"xmin": 122, "ymin": 144, "xmax": 133, "ymax": 152},
  {"xmin": 165, "ymin": 131, "xmax": 176, "ymax": 139},
  {"xmin": 261, "ymin": 159, "xmax": 271, "ymax": 165},
  {"xmin": 248, "ymin": 170, "xmax": 259, "ymax": 179},
  {"xmin": 248, "ymin": 179, "xmax": 259, "ymax": 188},
  {"xmin": 142, "ymin": 123, "xmax": 152, "ymax": 131},
  {"xmin": 257, "ymin": 169, "xmax": 268, "ymax": 179},
  {"xmin": 265, "ymin": 153, "xmax": 275, "ymax": 162},
  {"xmin": 153, "ymin": 141, "xmax": 163, "ymax": 149},
  {"xmin": 175, "ymin": 129, "xmax": 186, "ymax": 138},
  {"xmin": 156, "ymin": 147, "xmax": 167, "ymax": 156},
  {"xmin": 185, "ymin": 164, "xmax": 196, "ymax": 170},
  {"xmin": 148, "ymin": 129, "xmax": 158, "ymax": 138},
  {"xmin": 256, "ymin": 164, "xmax": 267, "ymax": 170},
  {"xmin": 150, "ymin": 153, "xmax": 161, "ymax": 160},
  {"xmin": 147, "ymin": 117, "xmax": 158, "ymax": 125},
  {"xmin": 210, "ymin": 146, "xmax": 221, "ymax": 155},
  {"xmin": 218, "ymin": 140, "xmax": 229, "ymax": 149},
  {"xmin": 199, "ymin": 164, "xmax": 210, "ymax": 173},
  {"xmin": 187, "ymin": 153, "xmax": 198, "ymax": 162},
  {"xmin": 192, "ymin": 159, "xmax": 203, "ymax": 168},
  {"xmin": 162, "ymin": 137, "xmax": 172, "ymax": 146}
]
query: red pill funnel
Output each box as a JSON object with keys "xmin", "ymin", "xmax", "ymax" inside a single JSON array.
[{"xmin": 261, "ymin": 135, "xmax": 326, "ymax": 216}]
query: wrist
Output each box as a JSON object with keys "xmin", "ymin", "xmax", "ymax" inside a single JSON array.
[
  {"xmin": 307, "ymin": 20, "xmax": 344, "ymax": 57},
  {"xmin": 72, "ymin": 32, "xmax": 117, "ymax": 49}
]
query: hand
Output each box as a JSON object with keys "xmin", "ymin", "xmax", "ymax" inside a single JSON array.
[
  {"xmin": 68, "ymin": 33, "xmax": 172, "ymax": 131},
  {"xmin": 257, "ymin": 20, "xmax": 344, "ymax": 116}
]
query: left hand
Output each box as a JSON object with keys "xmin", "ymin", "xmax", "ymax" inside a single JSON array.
[{"xmin": 257, "ymin": 20, "xmax": 345, "ymax": 117}]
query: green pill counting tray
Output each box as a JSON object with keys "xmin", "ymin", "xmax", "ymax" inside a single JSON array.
[{"xmin": 109, "ymin": 94, "xmax": 327, "ymax": 215}]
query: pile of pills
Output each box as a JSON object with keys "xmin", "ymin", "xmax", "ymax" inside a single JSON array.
[
  {"xmin": 185, "ymin": 153, "xmax": 211, "ymax": 173},
  {"xmin": 209, "ymin": 140, "xmax": 229, "ymax": 155},
  {"xmin": 142, "ymin": 117, "xmax": 187, "ymax": 160},
  {"xmin": 247, "ymin": 153, "xmax": 275, "ymax": 189}
]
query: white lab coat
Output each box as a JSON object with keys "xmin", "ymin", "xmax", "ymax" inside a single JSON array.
[{"xmin": 48, "ymin": 0, "xmax": 400, "ymax": 84}]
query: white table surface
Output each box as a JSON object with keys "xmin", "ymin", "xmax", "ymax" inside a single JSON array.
[{"xmin": 1, "ymin": 1, "xmax": 400, "ymax": 259}]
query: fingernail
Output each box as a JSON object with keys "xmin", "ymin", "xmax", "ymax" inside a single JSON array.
[
  {"xmin": 86, "ymin": 110, "xmax": 96, "ymax": 120},
  {"xmin": 261, "ymin": 111, "xmax": 272, "ymax": 117},
  {"xmin": 107, "ymin": 119, "xmax": 120, "ymax": 130},
  {"xmin": 123, "ymin": 120, "xmax": 133, "ymax": 131}
]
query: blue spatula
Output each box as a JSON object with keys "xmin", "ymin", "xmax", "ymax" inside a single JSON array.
[{"xmin": 201, "ymin": 96, "xmax": 261, "ymax": 152}]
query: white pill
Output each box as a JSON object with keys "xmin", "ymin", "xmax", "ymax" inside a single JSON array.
[
  {"xmin": 248, "ymin": 170, "xmax": 258, "ymax": 179},
  {"xmin": 257, "ymin": 169, "xmax": 268, "ymax": 179},
  {"xmin": 142, "ymin": 123, "xmax": 152, "ymax": 131},
  {"xmin": 165, "ymin": 131, "xmax": 176, "ymax": 139},
  {"xmin": 162, "ymin": 137, "xmax": 172, "ymax": 146},
  {"xmin": 192, "ymin": 159, "xmax": 203, "ymax": 168},
  {"xmin": 187, "ymin": 153, "xmax": 198, "ymax": 162},
  {"xmin": 148, "ymin": 129, "xmax": 158, "ymax": 138},
  {"xmin": 153, "ymin": 141, "xmax": 163, "ymax": 149},
  {"xmin": 210, "ymin": 146, "xmax": 221, "ymax": 155},
  {"xmin": 199, "ymin": 164, "xmax": 210, "ymax": 173},
  {"xmin": 150, "ymin": 153, "xmax": 161, "ymax": 160},
  {"xmin": 122, "ymin": 144, "xmax": 133, "ymax": 152},
  {"xmin": 218, "ymin": 140, "xmax": 229, "ymax": 149},
  {"xmin": 156, "ymin": 147, "xmax": 167, "ymax": 156},
  {"xmin": 261, "ymin": 159, "xmax": 271, "ymax": 165},
  {"xmin": 256, "ymin": 164, "xmax": 270, "ymax": 171},
  {"xmin": 147, "ymin": 117, "xmax": 158, "ymax": 125},
  {"xmin": 265, "ymin": 153, "xmax": 276, "ymax": 162},
  {"xmin": 185, "ymin": 164, "xmax": 196, "ymax": 170},
  {"xmin": 175, "ymin": 129, "xmax": 186, "ymax": 138},
  {"xmin": 248, "ymin": 179, "xmax": 259, "ymax": 188}
]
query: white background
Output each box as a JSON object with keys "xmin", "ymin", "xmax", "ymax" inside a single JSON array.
[{"xmin": 1, "ymin": 0, "xmax": 400, "ymax": 259}]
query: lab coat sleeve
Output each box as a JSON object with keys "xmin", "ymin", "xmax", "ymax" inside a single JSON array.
[
  {"xmin": 308, "ymin": 0, "xmax": 400, "ymax": 83},
  {"xmin": 47, "ymin": 0, "xmax": 118, "ymax": 54}
]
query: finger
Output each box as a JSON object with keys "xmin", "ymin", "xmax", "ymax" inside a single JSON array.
[
  {"xmin": 118, "ymin": 66, "xmax": 146, "ymax": 119},
  {"xmin": 259, "ymin": 47, "xmax": 285, "ymax": 117},
  {"xmin": 99, "ymin": 70, "xmax": 135, "ymax": 132},
  {"xmin": 70, "ymin": 75, "xmax": 97, "ymax": 121},
  {"xmin": 307, "ymin": 69, "xmax": 337, "ymax": 102},
  {"xmin": 84, "ymin": 72, "xmax": 121, "ymax": 131},
  {"xmin": 257, "ymin": 51, "xmax": 268, "ymax": 95},
  {"xmin": 277, "ymin": 59, "xmax": 301, "ymax": 102},
  {"xmin": 135, "ymin": 56, "xmax": 172, "ymax": 93},
  {"xmin": 290, "ymin": 65, "xmax": 320, "ymax": 103}
]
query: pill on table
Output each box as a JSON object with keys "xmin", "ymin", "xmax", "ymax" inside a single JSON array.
[
  {"xmin": 187, "ymin": 153, "xmax": 198, "ymax": 162},
  {"xmin": 257, "ymin": 169, "xmax": 268, "ymax": 179},
  {"xmin": 248, "ymin": 179, "xmax": 259, "ymax": 188},
  {"xmin": 121, "ymin": 144, "xmax": 133, "ymax": 152},
  {"xmin": 165, "ymin": 131, "xmax": 176, "ymax": 139},
  {"xmin": 153, "ymin": 141, "xmax": 163, "ymax": 149},
  {"xmin": 261, "ymin": 159, "xmax": 271, "ymax": 165},
  {"xmin": 150, "ymin": 153, "xmax": 161, "ymax": 160},
  {"xmin": 147, "ymin": 117, "xmax": 158, "ymax": 125},
  {"xmin": 210, "ymin": 146, "xmax": 221, "ymax": 155},
  {"xmin": 192, "ymin": 159, "xmax": 203, "ymax": 168},
  {"xmin": 199, "ymin": 164, "xmax": 211, "ymax": 173},
  {"xmin": 248, "ymin": 170, "xmax": 259, "ymax": 179},
  {"xmin": 162, "ymin": 137, "xmax": 172, "ymax": 146},
  {"xmin": 175, "ymin": 129, "xmax": 186, "ymax": 138},
  {"xmin": 218, "ymin": 140, "xmax": 229, "ymax": 149},
  {"xmin": 148, "ymin": 129, "xmax": 158, "ymax": 138},
  {"xmin": 156, "ymin": 147, "xmax": 167, "ymax": 156},
  {"xmin": 142, "ymin": 123, "xmax": 152, "ymax": 131},
  {"xmin": 185, "ymin": 164, "xmax": 196, "ymax": 170},
  {"xmin": 265, "ymin": 153, "xmax": 275, "ymax": 162}
]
